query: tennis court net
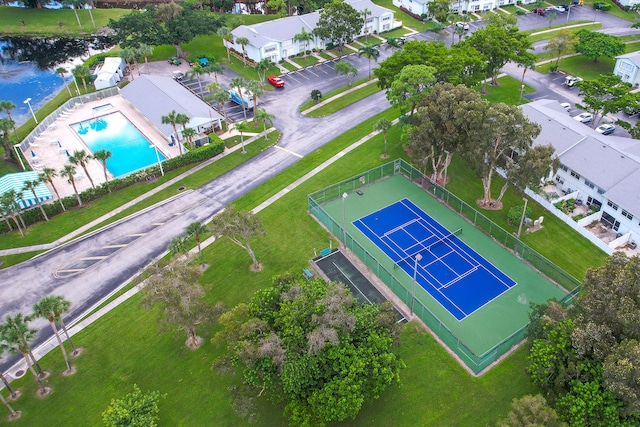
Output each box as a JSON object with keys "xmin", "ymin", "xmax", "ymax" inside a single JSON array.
[{"xmin": 393, "ymin": 228, "xmax": 462, "ymax": 270}]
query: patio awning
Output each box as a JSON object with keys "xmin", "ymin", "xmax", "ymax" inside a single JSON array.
[{"xmin": 0, "ymin": 171, "xmax": 52, "ymax": 209}]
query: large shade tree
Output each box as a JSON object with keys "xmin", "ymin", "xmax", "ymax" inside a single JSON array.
[
  {"xmin": 386, "ymin": 64, "xmax": 437, "ymax": 116},
  {"xmin": 142, "ymin": 256, "xmax": 221, "ymax": 349},
  {"xmin": 208, "ymin": 205, "xmax": 265, "ymax": 271},
  {"xmin": 575, "ymin": 74, "xmax": 637, "ymax": 128},
  {"xmin": 545, "ymin": 29, "xmax": 578, "ymax": 67},
  {"xmin": 102, "ymin": 384, "xmax": 161, "ymax": 427},
  {"xmin": 575, "ymin": 29, "xmax": 625, "ymax": 63},
  {"xmin": 404, "ymin": 83, "xmax": 479, "ymax": 184},
  {"xmin": 213, "ymin": 274, "xmax": 404, "ymax": 426},
  {"xmin": 313, "ymin": 0, "xmax": 362, "ymax": 52},
  {"xmin": 458, "ymin": 100, "xmax": 541, "ymax": 207}
]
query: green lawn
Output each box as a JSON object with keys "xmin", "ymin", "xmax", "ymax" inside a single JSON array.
[
  {"xmin": 0, "ymin": 108, "xmax": 542, "ymax": 427},
  {"xmin": 306, "ymin": 81, "xmax": 382, "ymax": 118},
  {"xmin": 478, "ymin": 76, "xmax": 536, "ymax": 105},
  {"xmin": 526, "ymin": 23, "xmax": 602, "ymax": 43},
  {"xmin": 289, "ymin": 54, "xmax": 319, "ymax": 67},
  {"xmin": 538, "ymin": 55, "xmax": 616, "ymax": 79}
]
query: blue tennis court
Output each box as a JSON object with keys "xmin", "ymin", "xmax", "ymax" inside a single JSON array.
[{"xmin": 353, "ymin": 198, "xmax": 517, "ymax": 320}]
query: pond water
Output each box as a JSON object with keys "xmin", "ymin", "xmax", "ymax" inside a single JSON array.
[{"xmin": 0, "ymin": 36, "xmax": 114, "ymax": 126}]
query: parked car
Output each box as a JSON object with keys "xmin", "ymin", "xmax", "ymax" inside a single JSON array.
[
  {"xmin": 168, "ymin": 57, "xmax": 181, "ymax": 66},
  {"xmin": 549, "ymin": 5, "xmax": 566, "ymax": 12},
  {"xmin": 565, "ymin": 76, "xmax": 583, "ymax": 87},
  {"xmin": 455, "ymin": 21, "xmax": 470, "ymax": 30},
  {"xmin": 172, "ymin": 71, "xmax": 184, "ymax": 81},
  {"xmin": 267, "ymin": 75, "xmax": 285, "ymax": 88},
  {"xmin": 396, "ymin": 36, "xmax": 407, "ymax": 45},
  {"xmin": 532, "ymin": 7, "xmax": 546, "ymax": 15},
  {"xmin": 573, "ymin": 112, "xmax": 593, "ymax": 123},
  {"xmin": 596, "ymin": 124, "xmax": 616, "ymax": 135},
  {"xmin": 560, "ymin": 102, "xmax": 571, "ymax": 112}
]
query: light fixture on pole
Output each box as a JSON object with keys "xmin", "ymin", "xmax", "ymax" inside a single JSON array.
[
  {"xmin": 516, "ymin": 197, "xmax": 528, "ymax": 252},
  {"xmin": 23, "ymin": 98, "xmax": 38, "ymax": 124},
  {"xmin": 411, "ymin": 253, "xmax": 422, "ymax": 315},
  {"xmin": 341, "ymin": 192, "xmax": 348, "ymax": 247},
  {"xmin": 150, "ymin": 145, "xmax": 164, "ymax": 176}
]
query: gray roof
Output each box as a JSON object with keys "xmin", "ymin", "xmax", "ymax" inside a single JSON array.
[
  {"xmin": 231, "ymin": 0, "xmax": 392, "ymax": 48},
  {"xmin": 524, "ymin": 99, "xmax": 640, "ymax": 216},
  {"xmin": 615, "ymin": 51, "xmax": 640, "ymax": 68},
  {"xmin": 120, "ymin": 75, "xmax": 222, "ymax": 139},
  {"xmin": 232, "ymin": 13, "xmax": 321, "ymax": 49}
]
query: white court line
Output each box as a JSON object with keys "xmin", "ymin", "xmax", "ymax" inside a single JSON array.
[{"xmin": 332, "ymin": 262, "xmax": 373, "ymax": 304}]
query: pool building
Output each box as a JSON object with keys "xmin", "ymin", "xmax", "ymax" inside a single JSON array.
[{"xmin": 19, "ymin": 75, "xmax": 224, "ymax": 198}]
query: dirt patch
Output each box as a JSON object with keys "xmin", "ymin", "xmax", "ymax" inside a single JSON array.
[{"xmin": 476, "ymin": 199, "xmax": 503, "ymax": 210}]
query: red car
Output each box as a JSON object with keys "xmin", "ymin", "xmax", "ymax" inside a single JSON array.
[{"xmin": 267, "ymin": 75, "xmax": 285, "ymax": 88}]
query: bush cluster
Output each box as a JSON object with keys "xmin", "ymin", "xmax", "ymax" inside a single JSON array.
[{"xmin": 0, "ymin": 140, "xmax": 225, "ymax": 235}]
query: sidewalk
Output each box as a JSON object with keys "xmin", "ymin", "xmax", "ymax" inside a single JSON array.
[{"xmin": 1, "ymin": 115, "xmax": 397, "ymax": 382}]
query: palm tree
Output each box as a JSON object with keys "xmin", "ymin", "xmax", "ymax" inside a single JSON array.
[
  {"xmin": 182, "ymin": 127, "xmax": 196, "ymax": 149},
  {"xmin": 254, "ymin": 58, "xmax": 274, "ymax": 83},
  {"xmin": 254, "ymin": 109, "xmax": 274, "ymax": 138},
  {"xmin": 293, "ymin": 27, "xmax": 313, "ymax": 58},
  {"xmin": 168, "ymin": 235, "xmax": 188, "ymax": 256},
  {"xmin": 51, "ymin": 300, "xmax": 78, "ymax": 356},
  {"xmin": 60, "ymin": 164, "xmax": 82, "ymax": 206},
  {"xmin": 69, "ymin": 149, "xmax": 95, "ymax": 188},
  {"xmin": 0, "ymin": 191, "xmax": 24, "ymax": 237},
  {"xmin": 72, "ymin": 65, "xmax": 90, "ymax": 94},
  {"xmin": 0, "ymin": 198, "xmax": 13, "ymax": 232},
  {"xmin": 0, "ymin": 391, "xmax": 20, "ymax": 420},
  {"xmin": 120, "ymin": 48, "xmax": 138, "ymax": 80},
  {"xmin": 361, "ymin": 8, "xmax": 372, "ymax": 42},
  {"xmin": 0, "ymin": 314, "xmax": 48, "ymax": 395},
  {"xmin": 235, "ymin": 36, "xmax": 250, "ymax": 67},
  {"xmin": 22, "ymin": 179, "xmax": 49, "ymax": 221},
  {"xmin": 0, "ymin": 344, "xmax": 18, "ymax": 399},
  {"xmin": 218, "ymin": 27, "xmax": 233, "ymax": 63},
  {"xmin": 0, "ymin": 100, "xmax": 18, "ymax": 141},
  {"xmin": 374, "ymin": 118, "xmax": 392, "ymax": 158},
  {"xmin": 0, "ymin": 118, "xmax": 15, "ymax": 161},
  {"xmin": 186, "ymin": 63, "xmax": 206, "ymax": 93},
  {"xmin": 204, "ymin": 60, "xmax": 224, "ymax": 84},
  {"xmin": 84, "ymin": 0, "xmax": 96, "ymax": 28},
  {"xmin": 358, "ymin": 44, "xmax": 380, "ymax": 79},
  {"xmin": 175, "ymin": 113, "xmax": 190, "ymax": 150},
  {"xmin": 62, "ymin": 0, "xmax": 83, "ymax": 28},
  {"xmin": 205, "ymin": 82, "xmax": 220, "ymax": 97},
  {"xmin": 138, "ymin": 43, "xmax": 153, "ymax": 73},
  {"xmin": 161, "ymin": 110, "xmax": 183, "ymax": 155},
  {"xmin": 186, "ymin": 221, "xmax": 207, "ymax": 266},
  {"xmin": 245, "ymin": 80, "xmax": 264, "ymax": 117},
  {"xmin": 212, "ymin": 89, "xmax": 230, "ymax": 125},
  {"xmin": 32, "ymin": 297, "xmax": 73, "ymax": 372},
  {"xmin": 55, "ymin": 67, "xmax": 73, "ymax": 98},
  {"xmin": 93, "ymin": 149, "xmax": 112, "ymax": 189},
  {"xmin": 230, "ymin": 77, "xmax": 247, "ymax": 120},
  {"xmin": 39, "ymin": 167, "xmax": 65, "ymax": 211}
]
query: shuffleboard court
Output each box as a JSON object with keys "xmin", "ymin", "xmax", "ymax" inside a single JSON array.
[{"xmin": 353, "ymin": 198, "xmax": 517, "ymax": 320}]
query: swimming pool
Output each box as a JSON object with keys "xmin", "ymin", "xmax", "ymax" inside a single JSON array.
[{"xmin": 71, "ymin": 112, "xmax": 165, "ymax": 178}]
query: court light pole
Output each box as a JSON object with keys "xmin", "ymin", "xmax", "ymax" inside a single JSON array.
[
  {"xmin": 23, "ymin": 98, "xmax": 38, "ymax": 124},
  {"xmin": 517, "ymin": 197, "xmax": 528, "ymax": 241},
  {"xmin": 341, "ymin": 192, "xmax": 348, "ymax": 247},
  {"xmin": 411, "ymin": 253, "xmax": 422, "ymax": 315},
  {"xmin": 150, "ymin": 144, "xmax": 164, "ymax": 176}
]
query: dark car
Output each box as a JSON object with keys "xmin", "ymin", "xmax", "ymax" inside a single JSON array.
[
  {"xmin": 267, "ymin": 75, "xmax": 285, "ymax": 88},
  {"xmin": 532, "ymin": 7, "xmax": 546, "ymax": 15}
]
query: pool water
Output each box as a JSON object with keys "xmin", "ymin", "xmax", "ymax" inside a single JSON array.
[{"xmin": 71, "ymin": 112, "xmax": 166, "ymax": 178}]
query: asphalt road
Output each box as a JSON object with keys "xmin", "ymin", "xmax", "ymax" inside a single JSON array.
[{"xmin": 0, "ymin": 48, "xmax": 393, "ymax": 371}]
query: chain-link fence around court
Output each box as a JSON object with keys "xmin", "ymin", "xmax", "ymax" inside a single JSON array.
[{"xmin": 308, "ymin": 159, "xmax": 582, "ymax": 374}]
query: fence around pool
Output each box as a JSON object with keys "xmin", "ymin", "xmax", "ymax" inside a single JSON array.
[{"xmin": 308, "ymin": 159, "xmax": 582, "ymax": 374}]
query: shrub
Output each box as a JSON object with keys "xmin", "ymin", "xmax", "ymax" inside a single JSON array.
[
  {"xmin": 0, "ymin": 141, "xmax": 226, "ymax": 235},
  {"xmin": 516, "ymin": 9, "xmax": 526, "ymax": 15},
  {"xmin": 507, "ymin": 204, "xmax": 533, "ymax": 226}
]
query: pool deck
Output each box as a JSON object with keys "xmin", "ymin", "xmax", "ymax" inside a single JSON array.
[{"xmin": 23, "ymin": 95, "xmax": 182, "ymax": 198}]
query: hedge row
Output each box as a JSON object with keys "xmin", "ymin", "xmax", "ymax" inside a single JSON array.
[{"xmin": 0, "ymin": 138, "xmax": 225, "ymax": 235}]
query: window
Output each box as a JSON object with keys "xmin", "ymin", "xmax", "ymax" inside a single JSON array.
[
  {"xmin": 560, "ymin": 165, "xmax": 568, "ymax": 172},
  {"xmin": 621, "ymin": 61, "xmax": 633, "ymax": 72},
  {"xmin": 570, "ymin": 171, "xmax": 580, "ymax": 180},
  {"xmin": 597, "ymin": 187, "xmax": 605, "ymax": 195},
  {"xmin": 555, "ymin": 175, "xmax": 564, "ymax": 184},
  {"xmin": 607, "ymin": 200, "xmax": 619, "ymax": 211},
  {"xmin": 382, "ymin": 16, "xmax": 390, "ymax": 21},
  {"xmin": 264, "ymin": 45, "xmax": 277, "ymax": 53},
  {"xmin": 584, "ymin": 180, "xmax": 595, "ymax": 189},
  {"xmin": 622, "ymin": 210, "xmax": 633, "ymax": 220}
]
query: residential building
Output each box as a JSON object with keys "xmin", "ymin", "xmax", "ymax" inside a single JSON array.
[
  {"xmin": 614, "ymin": 51, "xmax": 640, "ymax": 87},
  {"xmin": 229, "ymin": 0, "xmax": 401, "ymax": 63},
  {"xmin": 392, "ymin": 0, "xmax": 537, "ymax": 15},
  {"xmin": 523, "ymin": 99, "xmax": 640, "ymax": 247}
]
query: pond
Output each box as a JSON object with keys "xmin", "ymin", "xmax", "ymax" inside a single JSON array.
[{"xmin": 0, "ymin": 36, "xmax": 114, "ymax": 126}]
